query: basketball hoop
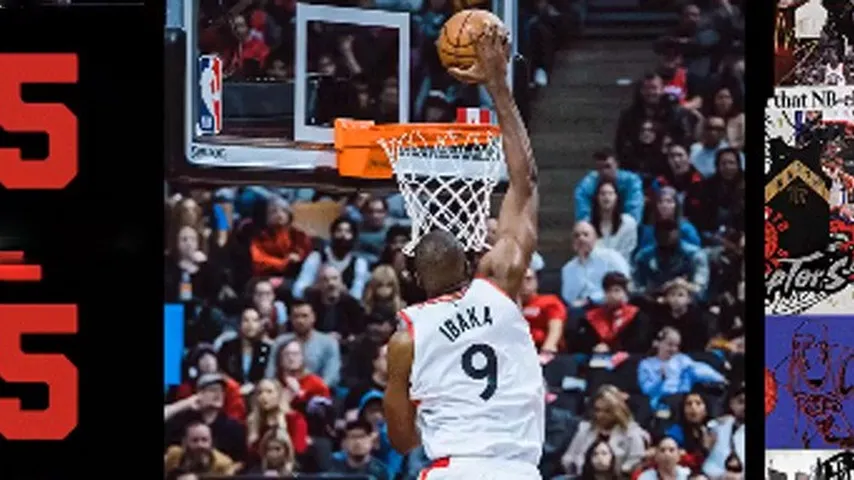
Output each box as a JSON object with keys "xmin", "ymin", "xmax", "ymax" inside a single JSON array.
[{"xmin": 334, "ymin": 120, "xmax": 505, "ymax": 255}]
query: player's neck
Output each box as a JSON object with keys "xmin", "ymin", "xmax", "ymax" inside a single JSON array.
[{"xmin": 426, "ymin": 279, "xmax": 469, "ymax": 299}]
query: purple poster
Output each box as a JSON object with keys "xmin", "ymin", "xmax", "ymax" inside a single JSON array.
[{"xmin": 766, "ymin": 315, "xmax": 854, "ymax": 449}]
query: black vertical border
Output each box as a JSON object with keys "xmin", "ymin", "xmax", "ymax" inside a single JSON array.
[
  {"xmin": 0, "ymin": 5, "xmax": 164, "ymax": 477},
  {"xmin": 744, "ymin": 0, "xmax": 773, "ymax": 474}
]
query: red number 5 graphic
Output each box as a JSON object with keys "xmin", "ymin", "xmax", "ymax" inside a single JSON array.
[
  {"xmin": 0, "ymin": 54, "xmax": 78, "ymax": 190},
  {"xmin": 0, "ymin": 305, "xmax": 78, "ymax": 440}
]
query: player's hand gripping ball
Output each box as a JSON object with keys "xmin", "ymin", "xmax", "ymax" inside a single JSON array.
[{"xmin": 437, "ymin": 9, "xmax": 510, "ymax": 84}]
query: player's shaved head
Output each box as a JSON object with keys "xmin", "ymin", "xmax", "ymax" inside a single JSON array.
[{"xmin": 413, "ymin": 230, "xmax": 468, "ymax": 297}]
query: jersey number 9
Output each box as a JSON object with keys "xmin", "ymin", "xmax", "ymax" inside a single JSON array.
[{"xmin": 462, "ymin": 343, "xmax": 498, "ymax": 401}]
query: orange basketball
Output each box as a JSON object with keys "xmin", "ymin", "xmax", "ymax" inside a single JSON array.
[{"xmin": 436, "ymin": 9, "xmax": 504, "ymax": 70}]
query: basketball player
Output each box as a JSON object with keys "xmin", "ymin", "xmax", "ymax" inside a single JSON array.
[
  {"xmin": 824, "ymin": 50, "xmax": 846, "ymax": 85},
  {"xmin": 383, "ymin": 24, "xmax": 544, "ymax": 480}
]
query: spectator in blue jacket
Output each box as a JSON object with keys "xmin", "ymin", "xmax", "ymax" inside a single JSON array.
[
  {"xmin": 637, "ymin": 327, "xmax": 726, "ymax": 410},
  {"xmin": 358, "ymin": 390, "xmax": 402, "ymax": 479},
  {"xmin": 633, "ymin": 218, "xmax": 709, "ymax": 301},
  {"xmin": 637, "ymin": 186, "xmax": 701, "ymax": 251},
  {"xmin": 575, "ymin": 148, "xmax": 645, "ymax": 222}
]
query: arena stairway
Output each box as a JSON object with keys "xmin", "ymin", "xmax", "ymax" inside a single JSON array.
[
  {"xmin": 580, "ymin": 0, "xmax": 678, "ymax": 40},
  {"xmin": 526, "ymin": 38, "xmax": 660, "ymax": 293}
]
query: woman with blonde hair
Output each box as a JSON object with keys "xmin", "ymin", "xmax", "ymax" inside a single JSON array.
[
  {"xmin": 362, "ymin": 265, "xmax": 404, "ymax": 314},
  {"xmin": 245, "ymin": 379, "xmax": 308, "ymax": 465},
  {"xmin": 246, "ymin": 427, "xmax": 297, "ymax": 476},
  {"xmin": 168, "ymin": 197, "xmax": 210, "ymax": 255},
  {"xmin": 561, "ymin": 385, "xmax": 648, "ymax": 477}
]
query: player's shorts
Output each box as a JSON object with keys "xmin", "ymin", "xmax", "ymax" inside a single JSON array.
[{"xmin": 418, "ymin": 456, "xmax": 541, "ymax": 480}]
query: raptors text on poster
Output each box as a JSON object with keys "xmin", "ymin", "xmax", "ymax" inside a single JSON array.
[{"xmin": 0, "ymin": 53, "xmax": 78, "ymax": 190}]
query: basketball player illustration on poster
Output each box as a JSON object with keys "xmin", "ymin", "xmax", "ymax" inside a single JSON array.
[
  {"xmin": 825, "ymin": 53, "xmax": 847, "ymax": 85},
  {"xmin": 765, "ymin": 317, "xmax": 854, "ymax": 450},
  {"xmin": 776, "ymin": 0, "xmax": 854, "ymax": 85}
]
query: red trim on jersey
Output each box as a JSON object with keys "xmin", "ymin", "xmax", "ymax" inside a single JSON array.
[
  {"xmin": 474, "ymin": 274, "xmax": 515, "ymax": 302},
  {"xmin": 418, "ymin": 457, "xmax": 450, "ymax": 480},
  {"xmin": 398, "ymin": 310, "xmax": 415, "ymax": 339}
]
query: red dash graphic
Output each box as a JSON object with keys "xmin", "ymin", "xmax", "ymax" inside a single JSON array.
[
  {"xmin": 0, "ymin": 251, "xmax": 41, "ymax": 281},
  {"xmin": 0, "ymin": 251, "xmax": 25, "ymax": 263},
  {"xmin": 0, "ymin": 265, "xmax": 42, "ymax": 281}
]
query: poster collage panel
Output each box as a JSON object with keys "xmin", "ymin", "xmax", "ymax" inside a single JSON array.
[{"xmin": 769, "ymin": 1, "xmax": 854, "ymax": 474}]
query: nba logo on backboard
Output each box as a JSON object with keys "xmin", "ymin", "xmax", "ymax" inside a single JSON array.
[
  {"xmin": 198, "ymin": 54, "xmax": 222, "ymax": 135},
  {"xmin": 457, "ymin": 108, "xmax": 493, "ymax": 124}
]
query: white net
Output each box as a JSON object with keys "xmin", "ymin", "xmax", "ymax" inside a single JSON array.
[{"xmin": 378, "ymin": 128, "xmax": 505, "ymax": 255}]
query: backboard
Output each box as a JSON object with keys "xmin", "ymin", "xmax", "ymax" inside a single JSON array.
[{"xmin": 167, "ymin": 0, "xmax": 518, "ymax": 190}]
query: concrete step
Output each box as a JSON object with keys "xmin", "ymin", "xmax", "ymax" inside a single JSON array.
[
  {"xmin": 581, "ymin": 3, "xmax": 676, "ymax": 40},
  {"xmin": 583, "ymin": 24, "xmax": 669, "ymax": 40},
  {"xmin": 587, "ymin": 0, "xmax": 642, "ymax": 8},
  {"xmin": 587, "ymin": 11, "xmax": 676, "ymax": 23}
]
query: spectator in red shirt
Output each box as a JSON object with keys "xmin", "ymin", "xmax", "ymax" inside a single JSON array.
[
  {"xmin": 273, "ymin": 338, "xmax": 332, "ymax": 411},
  {"xmin": 655, "ymin": 47, "xmax": 701, "ymax": 111},
  {"xmin": 520, "ymin": 267, "xmax": 568, "ymax": 356},
  {"xmin": 250, "ymin": 197, "xmax": 312, "ymax": 279},
  {"xmin": 573, "ymin": 272, "xmax": 652, "ymax": 355},
  {"xmin": 225, "ymin": 13, "xmax": 271, "ymax": 78},
  {"xmin": 174, "ymin": 344, "xmax": 247, "ymax": 423}
]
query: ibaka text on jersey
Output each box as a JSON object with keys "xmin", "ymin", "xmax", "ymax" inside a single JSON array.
[{"xmin": 438, "ymin": 305, "xmax": 494, "ymax": 343}]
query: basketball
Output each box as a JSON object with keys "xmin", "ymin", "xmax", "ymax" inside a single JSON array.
[{"xmin": 436, "ymin": 9, "xmax": 505, "ymax": 70}]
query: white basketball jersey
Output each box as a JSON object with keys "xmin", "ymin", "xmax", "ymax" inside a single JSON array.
[
  {"xmin": 830, "ymin": 175, "xmax": 847, "ymax": 207},
  {"xmin": 825, "ymin": 63, "xmax": 845, "ymax": 85},
  {"xmin": 795, "ymin": 0, "xmax": 826, "ymax": 39},
  {"xmin": 400, "ymin": 278, "xmax": 545, "ymax": 466}
]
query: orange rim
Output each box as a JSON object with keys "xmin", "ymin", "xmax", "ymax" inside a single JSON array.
[
  {"xmin": 334, "ymin": 118, "xmax": 500, "ymax": 150},
  {"xmin": 333, "ymin": 118, "xmax": 501, "ymax": 180}
]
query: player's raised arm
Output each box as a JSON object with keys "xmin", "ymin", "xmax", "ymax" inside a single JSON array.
[
  {"xmin": 383, "ymin": 327, "xmax": 420, "ymax": 454},
  {"xmin": 449, "ymin": 24, "xmax": 539, "ymax": 298}
]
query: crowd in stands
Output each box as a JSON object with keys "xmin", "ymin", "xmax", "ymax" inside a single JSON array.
[
  {"xmin": 166, "ymin": 0, "xmax": 745, "ymax": 479},
  {"xmin": 196, "ymin": 0, "xmax": 577, "ymax": 126},
  {"xmin": 550, "ymin": 0, "xmax": 745, "ymax": 477}
]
